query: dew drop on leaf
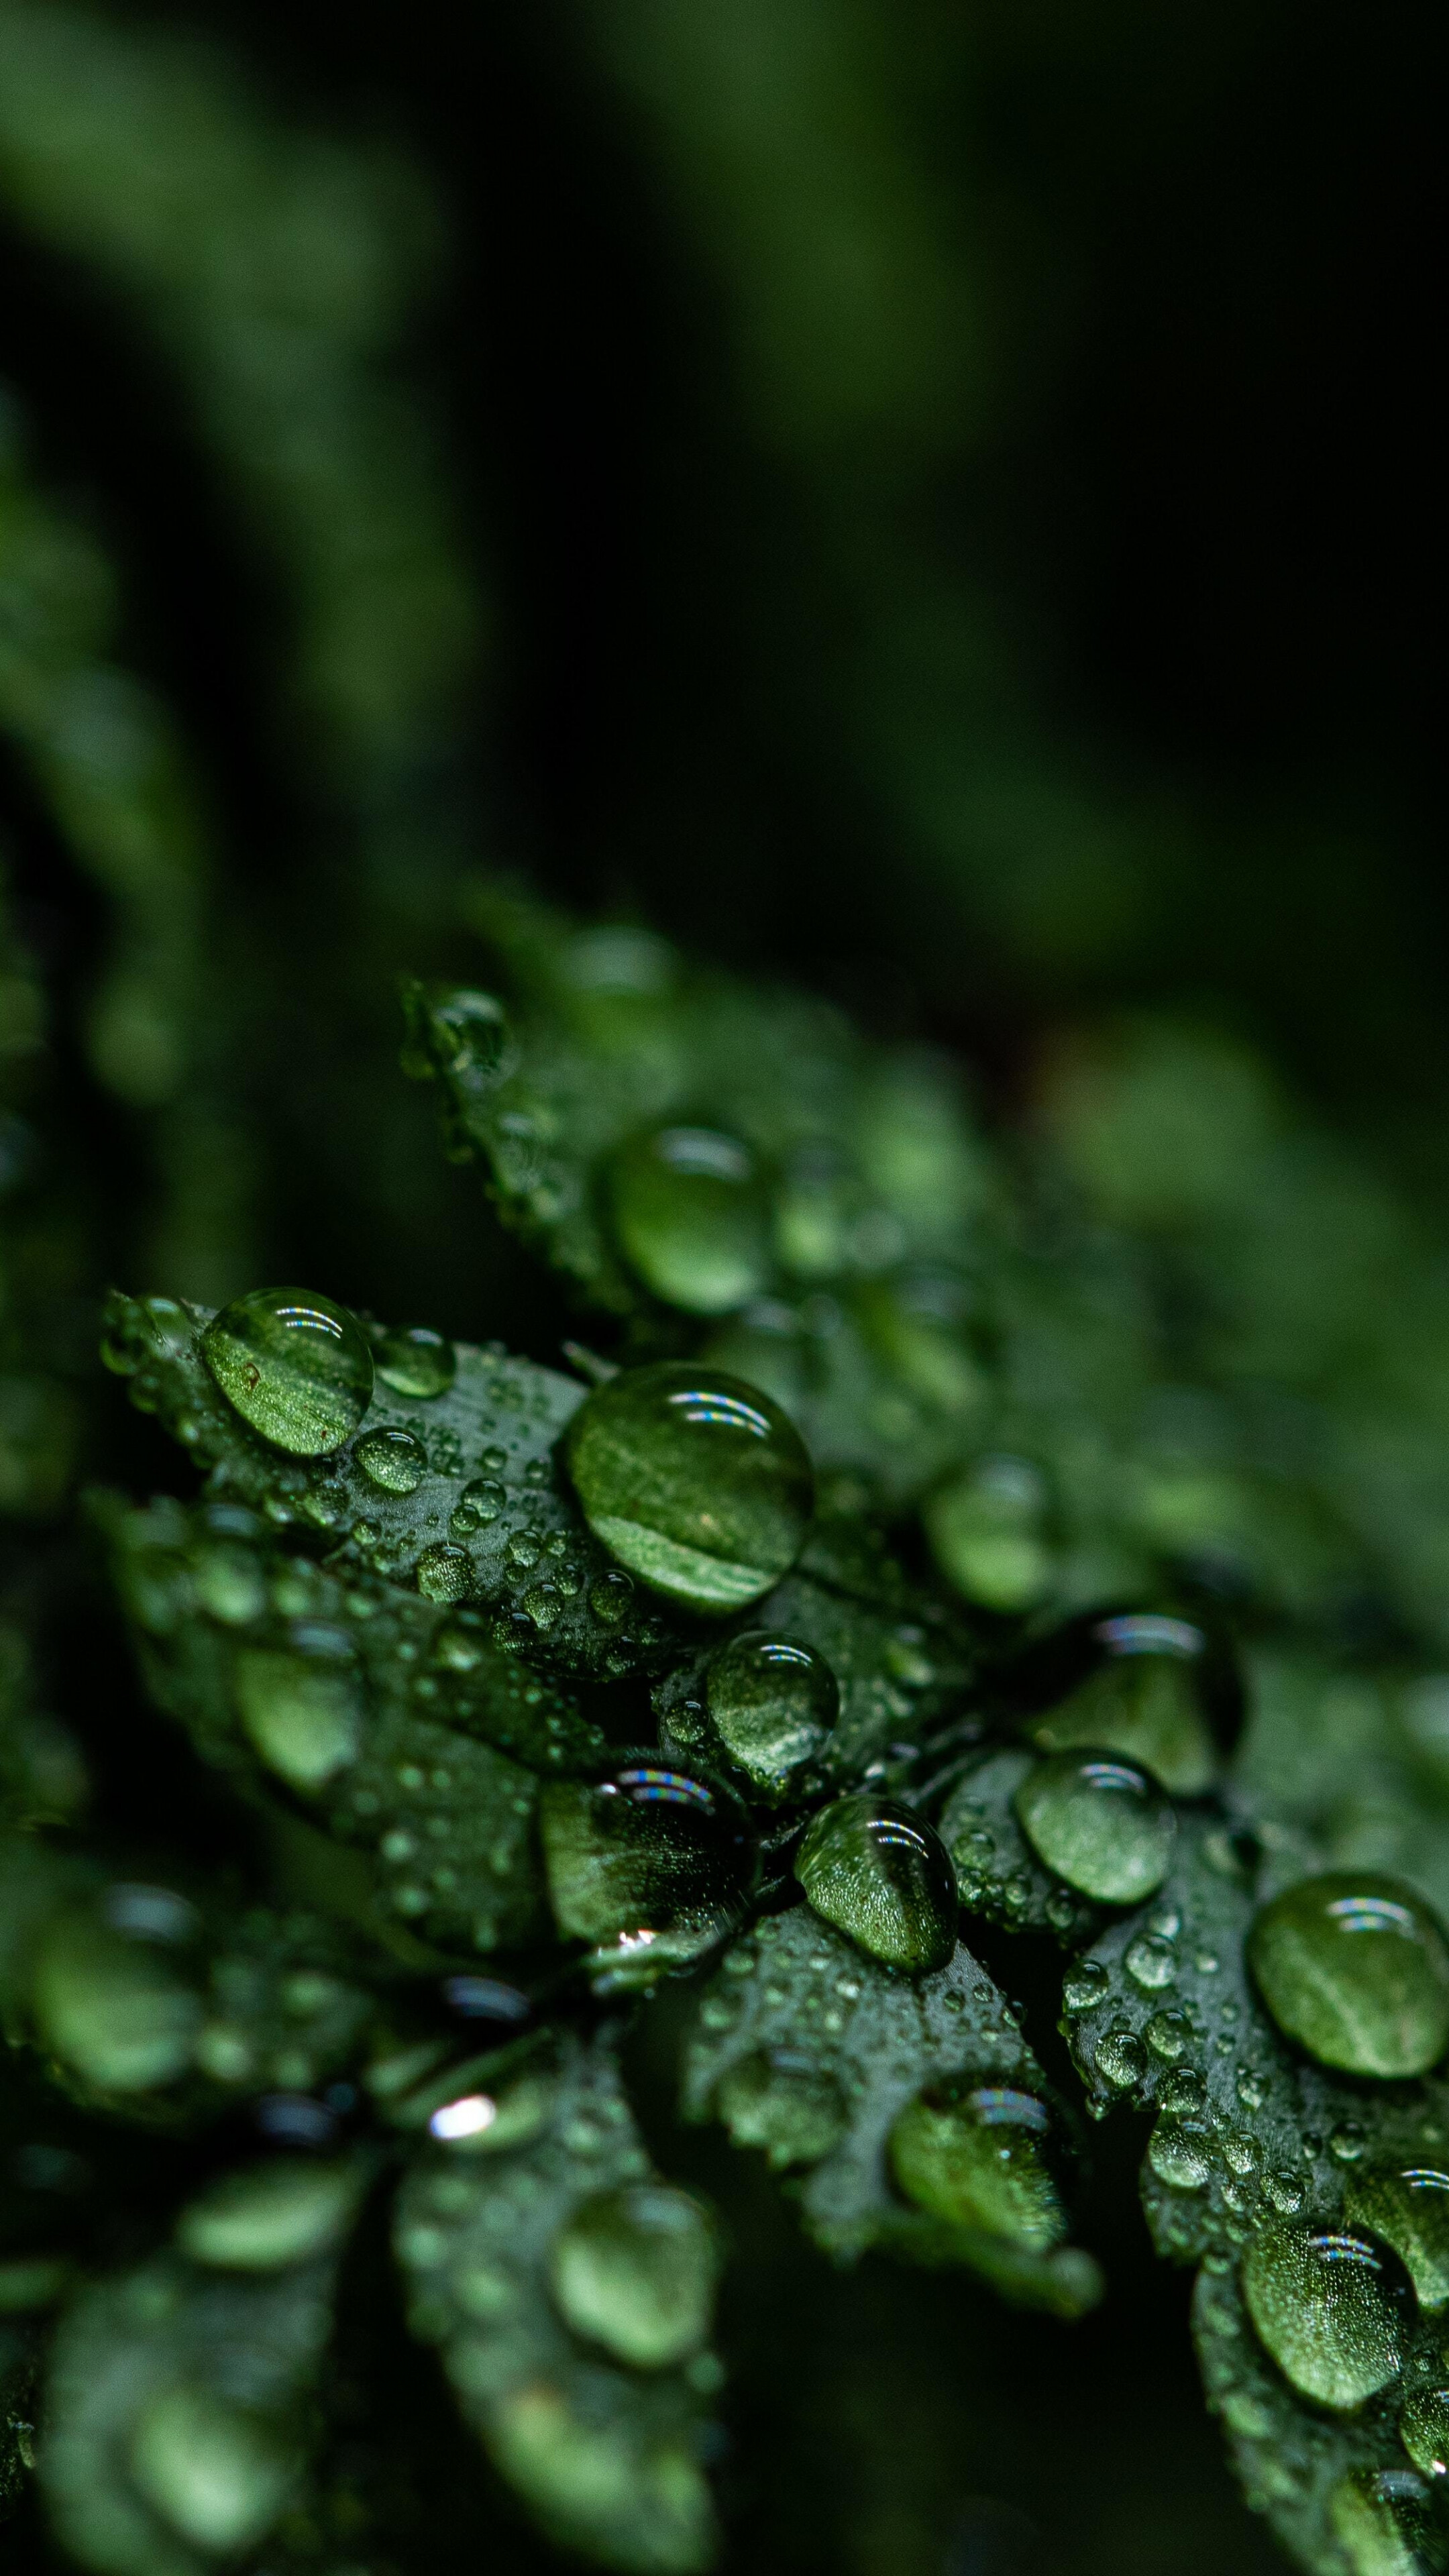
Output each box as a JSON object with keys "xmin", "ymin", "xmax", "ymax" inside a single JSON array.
[
  {"xmin": 889, "ymin": 2082, "xmax": 1067, "ymax": 2249},
  {"xmin": 1148, "ymin": 2116, "xmax": 1212, "ymax": 2190},
  {"xmin": 32, "ymin": 1890, "xmax": 201, "ymax": 2093},
  {"xmin": 1025, "ymin": 1613, "xmax": 1222, "ymax": 1798},
  {"xmin": 1248, "ymin": 1873, "xmax": 1449, "ymax": 2078},
  {"xmin": 1093, "ymin": 2024, "xmax": 1148, "ymax": 2090},
  {"xmin": 129, "ymin": 2385, "xmax": 294, "ymax": 2552},
  {"xmin": 549, "ymin": 2182, "xmax": 718, "ymax": 2367},
  {"xmin": 794, "ymin": 1792, "xmax": 957, "ymax": 1974},
  {"xmin": 922, "ymin": 1455, "xmax": 1053, "ymax": 1614},
  {"xmin": 705, "ymin": 1631, "xmax": 839, "ymax": 1796},
  {"xmin": 565, "ymin": 1361, "xmax": 814, "ymax": 1613},
  {"xmin": 355, "ymin": 1426, "xmax": 427, "ymax": 1493},
  {"xmin": 1014, "ymin": 1751, "xmax": 1175, "ymax": 1904},
  {"xmin": 714, "ymin": 2049, "xmax": 847, "ymax": 2167},
  {"xmin": 374, "ymin": 1324, "xmax": 455, "ymax": 1399},
  {"xmin": 1399, "ymin": 2387, "xmax": 1449, "ymax": 2479},
  {"xmin": 539, "ymin": 1760, "xmax": 757, "ymax": 1976},
  {"xmin": 452, "ymin": 1477, "xmax": 505, "ymax": 1533},
  {"xmin": 1242, "ymin": 2223, "xmax": 1415, "ymax": 2409},
  {"xmin": 416, "ymin": 1542, "xmax": 474, "ymax": 1603},
  {"xmin": 235, "ymin": 1640, "xmax": 362, "ymax": 1788},
  {"xmin": 201, "ymin": 1286, "xmax": 373, "ymax": 1454},
  {"xmin": 1344, "ymin": 2164, "xmax": 1449, "ymax": 2311},
  {"xmin": 176, "ymin": 2158, "xmax": 359, "ymax": 2271},
  {"xmin": 610, "ymin": 1126, "xmax": 770, "ymax": 1314},
  {"xmin": 1330, "ymin": 2467, "xmax": 1442, "ymax": 2572}
]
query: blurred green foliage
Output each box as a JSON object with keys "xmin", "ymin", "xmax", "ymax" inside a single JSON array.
[{"xmin": 1, "ymin": 1, "xmax": 1446, "ymax": 2572}]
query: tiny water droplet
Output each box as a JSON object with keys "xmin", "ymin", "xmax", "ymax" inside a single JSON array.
[
  {"xmin": 374, "ymin": 1325, "xmax": 455, "ymax": 1399},
  {"xmin": 1332, "ymin": 2121, "xmax": 1368, "ymax": 2164},
  {"xmin": 611, "ymin": 1126, "xmax": 769, "ymax": 1315},
  {"xmin": 1400, "ymin": 2387, "xmax": 1449, "ymax": 2478},
  {"xmin": 1146, "ymin": 2008, "xmax": 1192, "ymax": 2061},
  {"xmin": 203, "ymin": 1287, "xmax": 372, "ymax": 1455},
  {"xmin": 890, "ymin": 2082, "xmax": 1067, "ymax": 2247},
  {"xmin": 1094, "ymin": 2023, "xmax": 1148, "ymax": 2090},
  {"xmin": 566, "ymin": 1362, "xmax": 813, "ymax": 1613},
  {"xmin": 705, "ymin": 1631, "xmax": 838, "ymax": 1797},
  {"xmin": 1243, "ymin": 2224, "xmax": 1415, "ymax": 2409},
  {"xmin": 1248, "ymin": 1872, "xmax": 1449, "ymax": 2078},
  {"xmin": 1063, "ymin": 1959, "xmax": 1109, "ymax": 2013},
  {"xmin": 794, "ymin": 1794, "xmax": 957, "ymax": 1974},
  {"xmin": 1161, "ymin": 2068, "xmax": 1207, "ymax": 2116},
  {"xmin": 356, "ymin": 1426, "xmax": 427, "ymax": 1494},
  {"xmin": 1126, "ymin": 1933, "xmax": 1179, "ymax": 1991},
  {"xmin": 1014, "ymin": 1752, "xmax": 1175, "ymax": 1904},
  {"xmin": 416, "ymin": 1543, "xmax": 474, "ymax": 1603},
  {"xmin": 1265, "ymin": 2167, "xmax": 1305, "ymax": 2216},
  {"xmin": 1148, "ymin": 2116, "xmax": 1212, "ymax": 2190},
  {"xmin": 549, "ymin": 2183, "xmax": 718, "ymax": 2367}
]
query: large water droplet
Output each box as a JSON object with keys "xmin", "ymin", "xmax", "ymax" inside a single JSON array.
[
  {"xmin": 235, "ymin": 1637, "xmax": 362, "ymax": 1789},
  {"xmin": 610, "ymin": 1126, "xmax": 769, "ymax": 1314},
  {"xmin": 32, "ymin": 1892, "xmax": 201, "ymax": 2092},
  {"xmin": 566, "ymin": 1362, "xmax": 813, "ymax": 1614},
  {"xmin": 704, "ymin": 1631, "xmax": 838, "ymax": 1797},
  {"xmin": 1330, "ymin": 2468, "xmax": 1442, "ymax": 2575},
  {"xmin": 794, "ymin": 1793, "xmax": 957, "ymax": 1974},
  {"xmin": 177, "ymin": 2158, "xmax": 358, "ymax": 2270},
  {"xmin": 374, "ymin": 1325, "xmax": 455, "ymax": 1399},
  {"xmin": 417, "ymin": 1542, "xmax": 474, "ymax": 1604},
  {"xmin": 549, "ymin": 2183, "xmax": 718, "ymax": 2367},
  {"xmin": 1014, "ymin": 1751, "xmax": 1175, "ymax": 1903},
  {"xmin": 1401, "ymin": 2388, "xmax": 1449, "ymax": 2479},
  {"xmin": 1248, "ymin": 1874, "xmax": 1449, "ymax": 2078},
  {"xmin": 1345, "ymin": 2165, "xmax": 1449, "ymax": 2310},
  {"xmin": 922, "ymin": 1456, "xmax": 1053, "ymax": 1614},
  {"xmin": 890, "ymin": 2082, "xmax": 1066, "ymax": 2248},
  {"xmin": 539, "ymin": 1759, "xmax": 757, "ymax": 1978},
  {"xmin": 202, "ymin": 1287, "xmax": 373, "ymax": 1455},
  {"xmin": 715, "ymin": 2048, "xmax": 847, "ymax": 2167},
  {"xmin": 1148, "ymin": 2115, "xmax": 1211, "ymax": 2190},
  {"xmin": 1242, "ymin": 2223, "xmax": 1415, "ymax": 2409},
  {"xmin": 356, "ymin": 1426, "xmax": 427, "ymax": 1493},
  {"xmin": 129, "ymin": 2385, "xmax": 294, "ymax": 2552},
  {"xmin": 1027, "ymin": 1613, "xmax": 1220, "ymax": 1797}
]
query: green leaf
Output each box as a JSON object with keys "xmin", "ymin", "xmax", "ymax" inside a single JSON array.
[
  {"xmin": 40, "ymin": 2158, "xmax": 365, "ymax": 2576},
  {"xmin": 682, "ymin": 1904, "xmax": 1101, "ymax": 2314},
  {"xmin": 101, "ymin": 1292, "xmax": 686, "ymax": 1683},
  {"xmin": 394, "ymin": 2027, "xmax": 720, "ymax": 2573},
  {"xmin": 401, "ymin": 889, "xmax": 1000, "ymax": 1506}
]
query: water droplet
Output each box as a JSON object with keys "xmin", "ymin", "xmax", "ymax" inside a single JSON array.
[
  {"xmin": 1014, "ymin": 1752, "xmax": 1175, "ymax": 1904},
  {"xmin": 549, "ymin": 2182, "xmax": 718, "ymax": 2367},
  {"xmin": 716, "ymin": 2049, "xmax": 847, "ymax": 2166},
  {"xmin": 451, "ymin": 1477, "xmax": 505, "ymax": 1535},
  {"xmin": 355, "ymin": 1426, "xmax": 427, "ymax": 1493},
  {"xmin": 566, "ymin": 1362, "xmax": 813, "ymax": 1613},
  {"xmin": 177, "ymin": 2158, "xmax": 358, "ymax": 2269},
  {"xmin": 202, "ymin": 1287, "xmax": 372, "ymax": 1455},
  {"xmin": 1094, "ymin": 2024, "xmax": 1148, "ymax": 2090},
  {"xmin": 32, "ymin": 1894, "xmax": 201, "ymax": 2093},
  {"xmin": 794, "ymin": 1794, "xmax": 957, "ymax": 1974},
  {"xmin": 1400, "ymin": 2388, "xmax": 1449, "ymax": 2478},
  {"xmin": 610, "ymin": 1126, "xmax": 769, "ymax": 1315},
  {"xmin": 539, "ymin": 1760, "xmax": 757, "ymax": 1976},
  {"xmin": 1243, "ymin": 2223, "xmax": 1415, "ymax": 2409},
  {"xmin": 1148, "ymin": 2116, "xmax": 1212, "ymax": 2190},
  {"xmin": 704, "ymin": 1631, "xmax": 838, "ymax": 1797},
  {"xmin": 1265, "ymin": 2167, "xmax": 1306, "ymax": 2216},
  {"xmin": 1345, "ymin": 2165, "xmax": 1449, "ymax": 2312},
  {"xmin": 1222, "ymin": 2130, "xmax": 1261, "ymax": 2176},
  {"xmin": 1028, "ymin": 1615, "xmax": 1220, "ymax": 1797},
  {"xmin": 1332, "ymin": 2121, "xmax": 1369, "ymax": 2164},
  {"xmin": 1161, "ymin": 2067, "xmax": 1207, "ymax": 2116},
  {"xmin": 1330, "ymin": 2468, "xmax": 1442, "ymax": 2573},
  {"xmin": 374, "ymin": 1326, "xmax": 455, "ymax": 1399},
  {"xmin": 1236, "ymin": 2065, "xmax": 1267, "ymax": 2110},
  {"xmin": 1145, "ymin": 2008, "xmax": 1192, "ymax": 2061},
  {"xmin": 416, "ymin": 1543, "xmax": 474, "ymax": 1604},
  {"xmin": 890, "ymin": 2082, "xmax": 1066, "ymax": 2248},
  {"xmin": 922, "ymin": 1455, "xmax": 1053, "ymax": 1614},
  {"xmin": 129, "ymin": 2384, "xmax": 294, "ymax": 2551},
  {"xmin": 1063, "ymin": 1960, "xmax": 1108, "ymax": 2012},
  {"xmin": 1248, "ymin": 1873, "xmax": 1449, "ymax": 2078},
  {"xmin": 1126, "ymin": 1933, "xmax": 1179, "ymax": 1991},
  {"xmin": 235, "ymin": 1638, "xmax": 362, "ymax": 1789}
]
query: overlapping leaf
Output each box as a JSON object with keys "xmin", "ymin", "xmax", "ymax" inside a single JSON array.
[{"xmin": 395, "ymin": 2027, "xmax": 720, "ymax": 2572}]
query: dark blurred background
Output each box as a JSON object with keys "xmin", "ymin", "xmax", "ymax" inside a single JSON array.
[{"xmin": 1, "ymin": 3, "xmax": 1443, "ymax": 2568}]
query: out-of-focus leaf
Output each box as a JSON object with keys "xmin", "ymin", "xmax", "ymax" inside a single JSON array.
[{"xmin": 395, "ymin": 2028, "xmax": 720, "ymax": 2572}]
